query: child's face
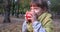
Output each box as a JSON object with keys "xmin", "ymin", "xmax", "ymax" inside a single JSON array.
[{"xmin": 30, "ymin": 4, "xmax": 43, "ymax": 16}]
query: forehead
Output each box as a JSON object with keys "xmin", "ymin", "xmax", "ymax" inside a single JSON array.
[
  {"xmin": 30, "ymin": 3, "xmax": 38, "ymax": 7},
  {"xmin": 30, "ymin": 4, "xmax": 39, "ymax": 9}
]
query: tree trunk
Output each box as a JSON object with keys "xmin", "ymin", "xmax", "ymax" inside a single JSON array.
[
  {"xmin": 3, "ymin": 0, "xmax": 11, "ymax": 23},
  {"xmin": 16, "ymin": 0, "xmax": 19, "ymax": 18}
]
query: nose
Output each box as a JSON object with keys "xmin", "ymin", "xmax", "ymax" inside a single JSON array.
[{"xmin": 30, "ymin": 7, "xmax": 34, "ymax": 11}]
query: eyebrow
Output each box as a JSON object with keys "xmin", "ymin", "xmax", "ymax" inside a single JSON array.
[
  {"xmin": 31, "ymin": 7, "xmax": 39, "ymax": 9},
  {"xmin": 30, "ymin": 4, "xmax": 38, "ymax": 7}
]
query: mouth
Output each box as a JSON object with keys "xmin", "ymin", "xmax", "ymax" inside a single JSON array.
[{"xmin": 26, "ymin": 20, "xmax": 32, "ymax": 23}]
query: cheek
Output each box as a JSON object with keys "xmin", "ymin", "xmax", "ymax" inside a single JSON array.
[
  {"xmin": 31, "ymin": 9, "xmax": 34, "ymax": 11},
  {"xmin": 34, "ymin": 9, "xmax": 40, "ymax": 14}
]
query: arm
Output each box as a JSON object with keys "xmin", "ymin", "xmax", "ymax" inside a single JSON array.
[
  {"xmin": 44, "ymin": 19, "xmax": 53, "ymax": 32},
  {"xmin": 43, "ymin": 14, "xmax": 53, "ymax": 32},
  {"xmin": 32, "ymin": 21, "xmax": 46, "ymax": 32},
  {"xmin": 22, "ymin": 21, "xmax": 27, "ymax": 32}
]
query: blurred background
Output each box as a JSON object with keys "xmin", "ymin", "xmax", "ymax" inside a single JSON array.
[{"xmin": 0, "ymin": 0, "xmax": 60, "ymax": 32}]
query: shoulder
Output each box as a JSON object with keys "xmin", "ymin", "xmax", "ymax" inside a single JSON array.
[{"xmin": 22, "ymin": 21, "xmax": 27, "ymax": 26}]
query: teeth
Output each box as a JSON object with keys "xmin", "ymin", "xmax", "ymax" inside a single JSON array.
[{"xmin": 28, "ymin": 18, "xmax": 32, "ymax": 19}]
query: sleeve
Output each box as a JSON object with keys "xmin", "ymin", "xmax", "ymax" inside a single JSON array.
[
  {"xmin": 32, "ymin": 21, "xmax": 46, "ymax": 32},
  {"xmin": 22, "ymin": 21, "xmax": 27, "ymax": 32},
  {"xmin": 43, "ymin": 14, "xmax": 53, "ymax": 32},
  {"xmin": 44, "ymin": 18, "xmax": 53, "ymax": 32}
]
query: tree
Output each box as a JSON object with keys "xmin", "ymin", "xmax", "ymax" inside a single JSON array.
[
  {"xmin": 0, "ymin": 0, "xmax": 4, "ymax": 15},
  {"xmin": 15, "ymin": 0, "xmax": 20, "ymax": 18},
  {"xmin": 3, "ymin": 0, "xmax": 11, "ymax": 23},
  {"xmin": 19, "ymin": 0, "xmax": 30, "ymax": 14},
  {"xmin": 50, "ymin": 0, "xmax": 60, "ymax": 13}
]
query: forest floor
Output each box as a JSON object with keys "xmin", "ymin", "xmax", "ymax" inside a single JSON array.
[{"xmin": 0, "ymin": 16, "xmax": 60, "ymax": 32}]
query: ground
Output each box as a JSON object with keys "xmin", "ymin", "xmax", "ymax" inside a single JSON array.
[{"xmin": 0, "ymin": 16, "xmax": 60, "ymax": 32}]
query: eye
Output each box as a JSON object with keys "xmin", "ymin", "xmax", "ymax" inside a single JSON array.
[
  {"xmin": 34, "ymin": 8, "xmax": 38, "ymax": 9},
  {"xmin": 34, "ymin": 7, "xmax": 39, "ymax": 9}
]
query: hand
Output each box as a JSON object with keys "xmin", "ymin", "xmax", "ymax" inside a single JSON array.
[{"xmin": 25, "ymin": 11, "xmax": 37, "ymax": 23}]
